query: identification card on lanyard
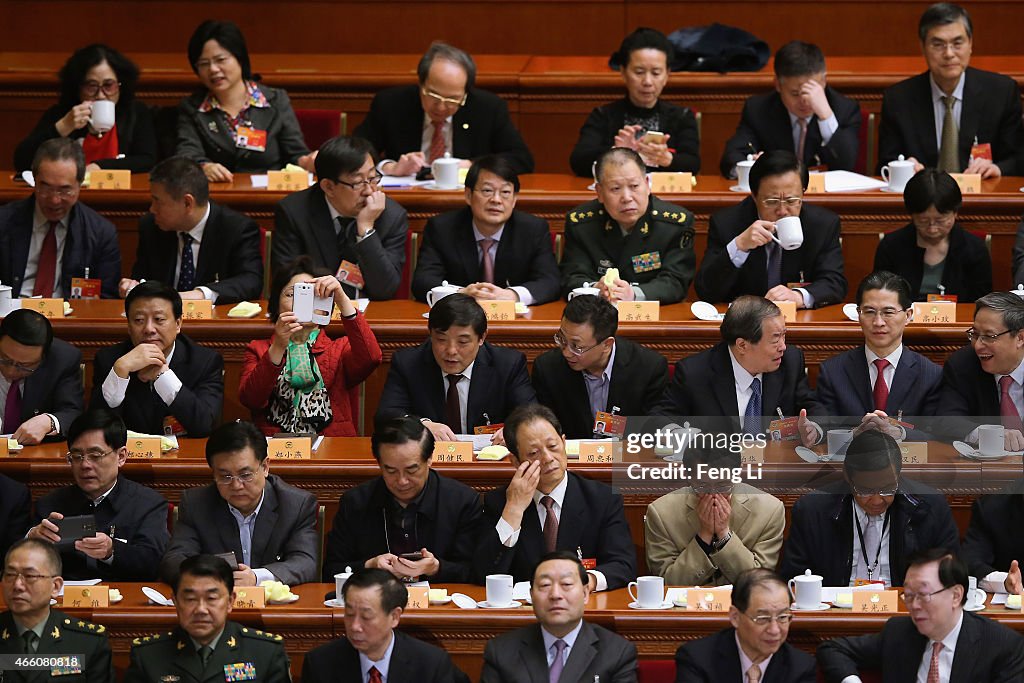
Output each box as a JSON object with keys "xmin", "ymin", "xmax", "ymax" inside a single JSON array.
[{"xmin": 854, "ymin": 508, "xmax": 891, "ymax": 582}]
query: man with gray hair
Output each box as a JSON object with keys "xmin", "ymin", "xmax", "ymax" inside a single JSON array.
[{"xmin": 354, "ymin": 41, "xmax": 533, "ymax": 176}]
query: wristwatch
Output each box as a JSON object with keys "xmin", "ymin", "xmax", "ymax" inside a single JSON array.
[{"xmin": 711, "ymin": 532, "xmax": 733, "ymax": 552}]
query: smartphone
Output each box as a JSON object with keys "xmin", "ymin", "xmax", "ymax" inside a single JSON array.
[
  {"xmin": 292, "ymin": 282, "xmax": 333, "ymax": 325},
  {"xmin": 399, "ymin": 552, "xmax": 424, "ymax": 562},
  {"xmin": 639, "ymin": 130, "xmax": 667, "ymax": 144},
  {"xmin": 415, "ymin": 166, "xmax": 433, "ymax": 181},
  {"xmin": 55, "ymin": 515, "xmax": 96, "ymax": 544},
  {"xmin": 215, "ymin": 552, "xmax": 240, "ymax": 570}
]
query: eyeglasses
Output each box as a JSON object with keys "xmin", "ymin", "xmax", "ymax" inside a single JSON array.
[
  {"xmin": 912, "ymin": 214, "xmax": 956, "ymax": 230},
  {"xmin": 743, "ymin": 611, "xmax": 793, "ymax": 626},
  {"xmin": 927, "ymin": 39, "xmax": 968, "ymax": 54},
  {"xmin": 553, "ymin": 330, "xmax": 604, "ymax": 356},
  {"xmin": 215, "ymin": 471, "xmax": 260, "ymax": 486},
  {"xmin": 195, "ymin": 54, "xmax": 234, "ymax": 72},
  {"xmin": 0, "ymin": 355, "xmax": 43, "ymax": 374},
  {"xmin": 851, "ymin": 483, "xmax": 899, "ymax": 497},
  {"xmin": 475, "ymin": 187, "xmax": 515, "ymax": 200},
  {"xmin": 966, "ymin": 328, "xmax": 1012, "ymax": 344},
  {"xmin": 66, "ymin": 449, "xmax": 113, "ymax": 464},
  {"xmin": 857, "ymin": 307, "xmax": 909, "ymax": 321},
  {"xmin": 333, "ymin": 174, "xmax": 383, "ymax": 191},
  {"xmin": 35, "ymin": 182, "xmax": 78, "ymax": 199},
  {"xmin": 420, "ymin": 87, "xmax": 467, "ymax": 108},
  {"xmin": 760, "ymin": 197, "xmax": 802, "ymax": 209},
  {"xmin": 81, "ymin": 79, "xmax": 120, "ymax": 98},
  {"xmin": 902, "ymin": 585, "xmax": 952, "ymax": 605},
  {"xmin": 1, "ymin": 571, "xmax": 56, "ymax": 585}
]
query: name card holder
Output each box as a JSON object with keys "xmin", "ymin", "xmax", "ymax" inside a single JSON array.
[
  {"xmin": 649, "ymin": 172, "xmax": 694, "ymax": 193},
  {"xmin": 269, "ymin": 437, "xmax": 311, "ymax": 460},
  {"xmin": 617, "ymin": 301, "xmax": 660, "ymax": 322},
  {"xmin": 482, "ymin": 300, "xmax": 516, "ymax": 322},
  {"xmin": 233, "ymin": 588, "xmax": 266, "ymax": 609},
  {"xmin": 88, "ymin": 170, "xmax": 131, "ymax": 190},
  {"xmin": 771, "ymin": 300, "xmax": 797, "ymax": 322},
  {"xmin": 949, "ymin": 173, "xmax": 982, "ymax": 194},
  {"xmin": 127, "ymin": 437, "xmax": 162, "ymax": 459},
  {"xmin": 579, "ymin": 441, "xmax": 620, "ymax": 463},
  {"xmin": 20, "ymin": 298, "xmax": 64, "ymax": 318},
  {"xmin": 267, "ymin": 171, "xmax": 307, "ymax": 192},
  {"xmin": 805, "ymin": 174, "xmax": 826, "ymax": 193},
  {"xmin": 899, "ymin": 442, "xmax": 928, "ymax": 464},
  {"xmin": 851, "ymin": 590, "xmax": 899, "ymax": 613},
  {"xmin": 0, "ymin": 439, "xmax": 9, "ymax": 456},
  {"xmin": 686, "ymin": 588, "xmax": 732, "ymax": 612},
  {"xmin": 406, "ymin": 586, "xmax": 429, "ymax": 609},
  {"xmin": 433, "ymin": 441, "xmax": 473, "ymax": 463},
  {"xmin": 911, "ymin": 301, "xmax": 956, "ymax": 324},
  {"xmin": 740, "ymin": 445, "xmax": 765, "ymax": 464},
  {"xmin": 182, "ymin": 300, "xmax": 213, "ymax": 320},
  {"xmin": 64, "ymin": 586, "xmax": 109, "ymax": 608}
]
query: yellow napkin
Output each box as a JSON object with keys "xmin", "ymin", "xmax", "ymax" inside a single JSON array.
[
  {"xmin": 477, "ymin": 445, "xmax": 510, "ymax": 460},
  {"xmin": 227, "ymin": 301, "xmax": 262, "ymax": 318}
]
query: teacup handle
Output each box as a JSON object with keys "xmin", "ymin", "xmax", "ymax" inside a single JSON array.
[
  {"xmin": 788, "ymin": 578, "xmax": 797, "ymax": 602},
  {"xmin": 627, "ymin": 581, "xmax": 638, "ymax": 603},
  {"xmin": 770, "ymin": 233, "xmax": 783, "ymax": 246},
  {"xmin": 881, "ymin": 166, "xmax": 891, "ymax": 183}
]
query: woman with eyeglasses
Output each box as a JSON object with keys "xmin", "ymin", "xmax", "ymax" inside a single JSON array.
[
  {"xmin": 177, "ymin": 20, "xmax": 315, "ymax": 183},
  {"xmin": 239, "ymin": 256, "xmax": 382, "ymax": 437},
  {"xmin": 14, "ymin": 44, "xmax": 156, "ymax": 174},
  {"xmin": 874, "ymin": 168, "xmax": 991, "ymax": 302}
]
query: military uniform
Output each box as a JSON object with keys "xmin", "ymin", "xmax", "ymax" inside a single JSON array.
[
  {"xmin": 0, "ymin": 609, "xmax": 113, "ymax": 683},
  {"xmin": 559, "ymin": 196, "xmax": 696, "ymax": 303},
  {"xmin": 122, "ymin": 621, "xmax": 290, "ymax": 683}
]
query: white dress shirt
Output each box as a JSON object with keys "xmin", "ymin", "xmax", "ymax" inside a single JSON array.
[
  {"xmin": 930, "ymin": 73, "xmax": 966, "ymax": 155},
  {"xmin": 101, "ymin": 342, "xmax": 182, "ymax": 409},
  {"xmin": 788, "ymin": 111, "xmax": 839, "ymax": 158},
  {"xmin": 21, "ymin": 205, "xmax": 69, "ymax": 297},
  {"xmin": 471, "ymin": 223, "xmax": 533, "ymax": 305},
  {"xmin": 848, "ymin": 500, "xmax": 891, "ymax": 586},
  {"xmin": 439, "ymin": 360, "xmax": 474, "ymax": 434},
  {"xmin": 227, "ymin": 488, "xmax": 274, "ymax": 584}
]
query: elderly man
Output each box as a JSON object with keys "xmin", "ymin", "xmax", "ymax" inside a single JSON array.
[
  {"xmin": 560, "ymin": 147, "xmax": 695, "ymax": 304},
  {"xmin": 355, "ymin": 41, "xmax": 533, "ymax": 176}
]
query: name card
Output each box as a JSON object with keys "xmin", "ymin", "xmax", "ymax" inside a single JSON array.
[
  {"xmin": 579, "ymin": 441, "xmax": 620, "ymax": 463},
  {"xmin": 127, "ymin": 437, "xmax": 161, "ymax": 459},
  {"xmin": 617, "ymin": 301, "xmax": 660, "ymax": 322},
  {"xmin": 686, "ymin": 588, "xmax": 732, "ymax": 612},
  {"xmin": 482, "ymin": 300, "xmax": 516, "ymax": 322},
  {"xmin": 899, "ymin": 441, "xmax": 928, "ymax": 465},
  {"xmin": 406, "ymin": 586, "xmax": 429, "ymax": 609},
  {"xmin": 64, "ymin": 586, "xmax": 109, "ymax": 608},
  {"xmin": 771, "ymin": 300, "xmax": 797, "ymax": 322},
  {"xmin": 182, "ymin": 300, "xmax": 213, "ymax": 320},
  {"xmin": 20, "ymin": 298, "xmax": 64, "ymax": 318},
  {"xmin": 269, "ymin": 436, "xmax": 311, "ymax": 460},
  {"xmin": 950, "ymin": 173, "xmax": 982, "ymax": 194},
  {"xmin": 911, "ymin": 301, "xmax": 956, "ymax": 324},
  {"xmin": 740, "ymin": 445, "xmax": 765, "ymax": 464},
  {"xmin": 433, "ymin": 441, "xmax": 473, "ymax": 462},
  {"xmin": 649, "ymin": 172, "xmax": 693, "ymax": 193},
  {"xmin": 267, "ymin": 170, "xmax": 307, "ymax": 192},
  {"xmin": 851, "ymin": 590, "xmax": 899, "ymax": 613},
  {"xmin": 0, "ymin": 440, "xmax": 8, "ymax": 456},
  {"xmin": 805, "ymin": 174, "xmax": 826, "ymax": 193},
  {"xmin": 232, "ymin": 588, "xmax": 266, "ymax": 609},
  {"xmin": 88, "ymin": 170, "xmax": 131, "ymax": 190}
]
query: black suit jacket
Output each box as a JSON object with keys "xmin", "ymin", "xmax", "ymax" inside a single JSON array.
[
  {"xmin": 302, "ymin": 630, "xmax": 469, "ymax": 683},
  {"xmin": 475, "ymin": 472, "xmax": 636, "ymax": 588},
  {"xmin": 695, "ymin": 198, "xmax": 847, "ymax": 306},
  {"xmin": 160, "ymin": 474, "xmax": 319, "ymax": 585},
  {"xmin": 0, "ymin": 195, "xmax": 121, "ymax": 298},
  {"xmin": 272, "ymin": 184, "xmax": 408, "ymax": 300},
  {"xmin": 935, "ymin": 345, "xmax": 1001, "ymax": 440},
  {"xmin": 375, "ymin": 340, "xmax": 536, "ymax": 431},
  {"xmin": 131, "ymin": 202, "xmax": 263, "ymax": 304},
  {"xmin": 878, "ymin": 68, "xmax": 1024, "ymax": 175},
  {"xmin": 532, "ymin": 336, "xmax": 668, "ymax": 439},
  {"xmin": 322, "ymin": 469, "xmax": 483, "ymax": 582},
  {"xmin": 779, "ymin": 478, "xmax": 960, "ymax": 587},
  {"xmin": 817, "ymin": 611, "xmax": 1024, "ymax": 683},
  {"xmin": 675, "ymin": 627, "xmax": 816, "ymax": 683},
  {"xmin": 18, "ymin": 338, "xmax": 83, "ymax": 437},
  {"xmin": 354, "ymin": 85, "xmax": 534, "ymax": 174},
  {"xmin": 90, "ymin": 334, "xmax": 224, "ymax": 437},
  {"xmin": 35, "ymin": 476, "xmax": 170, "ymax": 581},
  {"xmin": 412, "ymin": 207, "xmax": 560, "ymax": 304},
  {"xmin": 875, "ymin": 223, "xmax": 992, "ymax": 303},
  {"xmin": 961, "ymin": 480, "xmax": 1024, "ymax": 580},
  {"xmin": 720, "ymin": 87, "xmax": 862, "ymax": 177},
  {"xmin": 0, "ymin": 474, "xmax": 31, "ymax": 560}
]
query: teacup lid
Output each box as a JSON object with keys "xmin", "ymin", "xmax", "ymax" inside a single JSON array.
[
  {"xmin": 691, "ymin": 301, "xmax": 725, "ymax": 321},
  {"xmin": 1012, "ymin": 285, "xmax": 1024, "ymax": 297},
  {"xmin": 794, "ymin": 568, "xmax": 823, "ymax": 581}
]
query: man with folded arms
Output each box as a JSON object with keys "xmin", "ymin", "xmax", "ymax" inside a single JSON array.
[
  {"xmin": 27, "ymin": 409, "xmax": 169, "ymax": 581},
  {"xmin": 817, "ymin": 549, "xmax": 1024, "ymax": 682}
]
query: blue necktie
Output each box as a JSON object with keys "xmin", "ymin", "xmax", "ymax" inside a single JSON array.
[
  {"xmin": 178, "ymin": 233, "xmax": 195, "ymax": 291},
  {"xmin": 744, "ymin": 377, "xmax": 762, "ymax": 435},
  {"xmin": 766, "ymin": 241, "xmax": 782, "ymax": 289}
]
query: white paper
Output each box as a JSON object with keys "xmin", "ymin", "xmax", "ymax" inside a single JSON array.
[
  {"xmin": 21, "ymin": 170, "xmax": 35, "ymax": 187},
  {"xmin": 250, "ymin": 175, "xmax": 269, "ymax": 188},
  {"xmin": 512, "ymin": 581, "xmax": 531, "ymax": 600},
  {"xmin": 992, "ymin": 592, "xmax": 1009, "ymax": 605},
  {"xmin": 457, "ymin": 434, "xmax": 495, "ymax": 451},
  {"xmin": 822, "ymin": 171, "xmax": 888, "ymax": 193},
  {"xmin": 354, "ymin": 298, "xmax": 370, "ymax": 313},
  {"xmin": 58, "ymin": 579, "xmax": 102, "ymax": 596},
  {"xmin": 821, "ymin": 584, "xmax": 883, "ymax": 602}
]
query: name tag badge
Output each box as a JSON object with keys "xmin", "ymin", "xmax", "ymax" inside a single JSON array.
[
  {"xmin": 473, "ymin": 423, "xmax": 504, "ymax": 436},
  {"xmin": 594, "ymin": 411, "xmax": 627, "ymax": 437},
  {"xmin": 631, "ymin": 251, "xmax": 662, "ymax": 274},
  {"xmin": 70, "ymin": 277, "xmax": 102, "ymax": 299},
  {"xmin": 336, "ymin": 260, "xmax": 365, "ymax": 289},
  {"xmin": 767, "ymin": 416, "xmax": 799, "ymax": 441},
  {"xmin": 163, "ymin": 415, "xmax": 187, "ymax": 437},
  {"xmin": 970, "ymin": 141, "xmax": 993, "ymax": 161},
  {"xmin": 580, "ymin": 557, "xmax": 597, "ymax": 570},
  {"xmin": 224, "ymin": 663, "xmax": 257, "ymax": 682},
  {"xmin": 926, "ymin": 293, "xmax": 958, "ymax": 303},
  {"xmin": 235, "ymin": 126, "xmax": 268, "ymax": 152}
]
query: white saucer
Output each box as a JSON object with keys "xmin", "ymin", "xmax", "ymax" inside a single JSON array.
[
  {"xmin": 429, "ymin": 597, "xmax": 453, "ymax": 605},
  {"xmin": 476, "ymin": 600, "xmax": 521, "ymax": 609},
  {"xmin": 268, "ymin": 594, "xmax": 300, "ymax": 604},
  {"xmin": 842, "ymin": 303, "xmax": 860, "ymax": 322},
  {"xmin": 691, "ymin": 301, "xmax": 725, "ymax": 321},
  {"xmin": 791, "ymin": 602, "xmax": 830, "ymax": 611},
  {"xmin": 627, "ymin": 600, "xmax": 674, "ymax": 610},
  {"xmin": 795, "ymin": 446, "xmax": 834, "ymax": 463},
  {"xmin": 1005, "ymin": 600, "xmax": 1022, "ymax": 610},
  {"xmin": 953, "ymin": 441, "xmax": 1023, "ymax": 460},
  {"xmin": 832, "ymin": 600, "xmax": 853, "ymax": 609},
  {"xmin": 421, "ymin": 312, "xmax": 431, "ymax": 319},
  {"xmin": 323, "ymin": 598, "xmax": 345, "ymax": 608},
  {"xmin": 729, "ymin": 185, "xmax": 749, "ymax": 193},
  {"xmin": 878, "ymin": 186, "xmax": 904, "ymax": 193},
  {"xmin": 422, "ymin": 182, "xmax": 464, "ymax": 191},
  {"xmin": 141, "ymin": 586, "xmax": 173, "ymax": 606},
  {"xmin": 451, "ymin": 593, "xmax": 478, "ymax": 609},
  {"xmin": 964, "ymin": 603, "xmax": 986, "ymax": 612}
]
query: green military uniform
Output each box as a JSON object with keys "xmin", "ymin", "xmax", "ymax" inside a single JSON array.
[
  {"xmin": 122, "ymin": 621, "xmax": 290, "ymax": 683},
  {"xmin": 560, "ymin": 195, "xmax": 696, "ymax": 303},
  {"xmin": 0, "ymin": 609, "xmax": 113, "ymax": 683}
]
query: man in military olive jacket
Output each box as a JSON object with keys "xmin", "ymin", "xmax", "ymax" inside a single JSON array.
[{"xmin": 560, "ymin": 147, "xmax": 695, "ymax": 304}]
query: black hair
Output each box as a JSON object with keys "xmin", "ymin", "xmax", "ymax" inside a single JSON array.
[
  {"xmin": 749, "ymin": 150, "xmax": 808, "ymax": 195},
  {"xmin": 173, "ymin": 554, "xmax": 234, "ymax": 595},
  {"xmin": 67, "ymin": 409, "xmax": 127, "ymax": 451},
  {"xmin": 465, "ymin": 155, "xmax": 520, "ymax": 192},
  {"xmin": 856, "ymin": 271, "xmax": 914, "ymax": 310},
  {"xmin": 976, "ymin": 292, "xmax": 1024, "ymax": 332},
  {"xmin": 187, "ymin": 20, "xmax": 252, "ymax": 80},
  {"xmin": 773, "ymin": 41, "xmax": 826, "ymax": 79},
  {"xmin": 844, "ymin": 430, "xmax": 903, "ymax": 476},
  {"xmin": 533, "ymin": 550, "xmax": 589, "ymax": 586},
  {"xmin": 428, "ymin": 293, "xmax": 487, "ymax": 337},
  {"xmin": 150, "ymin": 156, "xmax": 210, "ymax": 205},
  {"xmin": 371, "ymin": 416, "xmax": 434, "ymax": 463},
  {"xmin": 33, "ymin": 137, "xmax": 86, "ymax": 184},
  {"xmin": 720, "ymin": 296, "xmax": 781, "ymax": 345},
  {"xmin": 124, "ymin": 280, "xmax": 182, "ymax": 320},
  {"xmin": 562, "ymin": 295, "xmax": 618, "ymax": 342},
  {"xmin": 0, "ymin": 308, "xmax": 53, "ymax": 354},
  {"xmin": 594, "ymin": 147, "xmax": 646, "ymax": 183},
  {"xmin": 732, "ymin": 568, "xmax": 788, "ymax": 612},
  {"xmin": 505, "ymin": 403, "xmax": 562, "ymax": 458},
  {"xmin": 902, "ymin": 168, "xmax": 962, "ymax": 215},
  {"xmin": 919, "ymin": 3, "xmax": 973, "ymax": 42},
  {"xmin": 315, "ymin": 136, "xmax": 377, "ymax": 183},
  {"xmin": 57, "ymin": 43, "xmax": 139, "ymax": 110},
  {"xmin": 614, "ymin": 27, "xmax": 674, "ymax": 67},
  {"xmin": 268, "ymin": 256, "xmax": 333, "ymax": 322},
  {"xmin": 417, "ymin": 42, "xmax": 476, "ymax": 89},
  {"xmin": 205, "ymin": 420, "xmax": 268, "ymax": 467},
  {"xmin": 906, "ymin": 548, "xmax": 969, "ymax": 606},
  {"xmin": 342, "ymin": 567, "xmax": 409, "ymax": 612},
  {"xmin": 4, "ymin": 538, "xmax": 62, "ymax": 577}
]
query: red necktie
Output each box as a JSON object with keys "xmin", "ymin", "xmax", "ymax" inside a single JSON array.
[
  {"xmin": 33, "ymin": 221, "xmax": 58, "ymax": 297},
  {"xmin": 368, "ymin": 666, "xmax": 383, "ymax": 683},
  {"xmin": 428, "ymin": 123, "xmax": 446, "ymax": 163},
  {"xmin": 4, "ymin": 379, "xmax": 22, "ymax": 434},
  {"xmin": 444, "ymin": 374, "xmax": 463, "ymax": 434},
  {"xmin": 541, "ymin": 496, "xmax": 558, "ymax": 552},
  {"xmin": 927, "ymin": 641, "xmax": 941, "ymax": 683},
  {"xmin": 999, "ymin": 375, "xmax": 1023, "ymax": 432},
  {"xmin": 872, "ymin": 358, "xmax": 890, "ymax": 411},
  {"xmin": 479, "ymin": 238, "xmax": 495, "ymax": 284}
]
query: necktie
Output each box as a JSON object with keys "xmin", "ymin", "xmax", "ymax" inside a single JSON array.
[
  {"xmin": 746, "ymin": 663, "xmax": 762, "ymax": 683},
  {"xmin": 33, "ymin": 221, "xmax": 58, "ymax": 297},
  {"xmin": 743, "ymin": 377, "xmax": 762, "ymax": 436},
  {"xmin": 927, "ymin": 641, "xmax": 942, "ymax": 683},
  {"xmin": 861, "ymin": 515, "xmax": 880, "ymax": 580},
  {"xmin": 22, "ymin": 630, "xmax": 38, "ymax": 654},
  {"xmin": 548, "ymin": 638, "xmax": 567, "ymax": 683},
  {"xmin": 1000, "ymin": 375, "xmax": 1024, "ymax": 432},
  {"xmin": 872, "ymin": 358, "xmax": 890, "ymax": 411},
  {"xmin": 796, "ymin": 118, "xmax": 808, "ymax": 163},
  {"xmin": 4, "ymin": 379, "xmax": 22, "ymax": 434},
  {"xmin": 765, "ymin": 241, "xmax": 782, "ymax": 289},
  {"xmin": 479, "ymin": 238, "xmax": 495, "ymax": 284},
  {"xmin": 444, "ymin": 374, "xmax": 463, "ymax": 434},
  {"xmin": 939, "ymin": 95, "xmax": 959, "ymax": 173},
  {"xmin": 178, "ymin": 233, "xmax": 195, "ymax": 292},
  {"xmin": 369, "ymin": 666, "xmax": 383, "ymax": 683},
  {"xmin": 428, "ymin": 123, "xmax": 446, "ymax": 163},
  {"xmin": 541, "ymin": 495, "xmax": 559, "ymax": 552}
]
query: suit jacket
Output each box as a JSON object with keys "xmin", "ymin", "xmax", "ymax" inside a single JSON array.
[
  {"xmin": 302, "ymin": 630, "xmax": 469, "ymax": 683},
  {"xmin": 878, "ymin": 67, "xmax": 1024, "ymax": 176},
  {"xmin": 17, "ymin": 338, "xmax": 83, "ymax": 437},
  {"xmin": 695, "ymin": 197, "xmax": 847, "ymax": 306},
  {"xmin": 475, "ymin": 472, "xmax": 636, "ymax": 588},
  {"xmin": 875, "ymin": 223, "xmax": 992, "ymax": 302},
  {"xmin": 375, "ymin": 340, "xmax": 536, "ymax": 431},
  {"xmin": 817, "ymin": 611, "xmax": 1024, "ymax": 683},
  {"xmin": 354, "ymin": 85, "xmax": 534, "ymax": 175},
  {"xmin": 1011, "ymin": 215, "xmax": 1024, "ymax": 287},
  {"xmin": 272, "ymin": 184, "xmax": 408, "ymax": 300},
  {"xmin": 646, "ymin": 483, "xmax": 785, "ymax": 586},
  {"xmin": 961, "ymin": 479, "xmax": 1024, "ymax": 580},
  {"xmin": 675, "ymin": 628, "xmax": 816, "ymax": 683},
  {"xmin": 412, "ymin": 207, "xmax": 560, "ymax": 304},
  {"xmin": 935, "ymin": 345, "xmax": 1001, "ymax": 440},
  {"xmin": 480, "ymin": 621, "xmax": 637, "ymax": 683},
  {"xmin": 35, "ymin": 476, "xmax": 170, "ymax": 581},
  {"xmin": 0, "ymin": 473, "xmax": 31, "ymax": 560},
  {"xmin": 322, "ymin": 469, "xmax": 483, "ymax": 582},
  {"xmin": 0, "ymin": 195, "xmax": 121, "ymax": 298},
  {"xmin": 720, "ymin": 87, "xmax": 862, "ymax": 177},
  {"xmin": 131, "ymin": 202, "xmax": 263, "ymax": 304},
  {"xmin": 159, "ymin": 473, "xmax": 318, "ymax": 585},
  {"xmin": 0, "ymin": 609, "xmax": 113, "ymax": 683},
  {"xmin": 779, "ymin": 478, "xmax": 960, "ymax": 587},
  {"xmin": 90, "ymin": 334, "xmax": 224, "ymax": 438},
  {"xmin": 532, "ymin": 336, "xmax": 668, "ymax": 439}
]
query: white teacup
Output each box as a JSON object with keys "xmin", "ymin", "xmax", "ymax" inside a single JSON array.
[
  {"xmin": 569, "ymin": 287, "xmax": 600, "ymax": 300},
  {"xmin": 967, "ymin": 576, "xmax": 986, "ymax": 608},
  {"xmin": 772, "ymin": 215, "xmax": 804, "ymax": 251},
  {"xmin": 90, "ymin": 100, "xmax": 116, "ymax": 134},
  {"xmin": 426, "ymin": 281, "xmax": 461, "ymax": 307},
  {"xmin": 881, "ymin": 155, "xmax": 915, "ymax": 193},
  {"xmin": 334, "ymin": 567, "xmax": 353, "ymax": 606},
  {"xmin": 736, "ymin": 156, "xmax": 755, "ymax": 191},
  {"xmin": 827, "ymin": 429, "xmax": 854, "ymax": 456},
  {"xmin": 628, "ymin": 575, "xmax": 665, "ymax": 608},
  {"xmin": 978, "ymin": 424, "xmax": 1005, "ymax": 456},
  {"xmin": 0, "ymin": 285, "xmax": 12, "ymax": 316},
  {"xmin": 431, "ymin": 155, "xmax": 461, "ymax": 189},
  {"xmin": 789, "ymin": 569, "xmax": 823, "ymax": 609},
  {"xmin": 485, "ymin": 574, "xmax": 514, "ymax": 606}
]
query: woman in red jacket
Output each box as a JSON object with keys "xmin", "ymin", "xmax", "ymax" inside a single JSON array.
[{"xmin": 240, "ymin": 256, "xmax": 381, "ymax": 435}]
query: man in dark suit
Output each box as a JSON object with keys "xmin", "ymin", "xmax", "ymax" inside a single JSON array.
[
  {"xmin": 780, "ymin": 431, "xmax": 959, "ymax": 587},
  {"xmin": 0, "ymin": 137, "xmax": 120, "ymax": 298},
  {"xmin": 1, "ymin": 308, "xmax": 82, "ymax": 445},
  {"xmin": 533, "ymin": 295, "xmax": 667, "ymax": 439},
  {"xmin": 878, "ymin": 3, "xmax": 1024, "ymax": 178},
  {"xmin": 302, "ymin": 568, "xmax": 469, "ymax": 683},
  {"xmin": 0, "ymin": 474, "xmax": 31, "ymax": 560},
  {"xmin": 961, "ymin": 478, "xmax": 1024, "ymax": 595},
  {"xmin": 697, "ymin": 150, "xmax": 847, "ymax": 307},
  {"xmin": 720, "ymin": 41, "xmax": 861, "ymax": 178},
  {"xmin": 481, "ymin": 551, "xmax": 637, "ymax": 683},
  {"xmin": 272, "ymin": 135, "xmax": 408, "ymax": 300},
  {"xmin": 355, "ymin": 41, "xmax": 533, "ymax": 176},
  {"xmin": 322, "ymin": 417, "xmax": 482, "ymax": 582},
  {"xmin": 675, "ymin": 569, "xmax": 816, "ymax": 682},
  {"xmin": 91, "ymin": 282, "xmax": 223, "ymax": 438},
  {"xmin": 159, "ymin": 421, "xmax": 318, "ymax": 586},
  {"xmin": 120, "ymin": 156, "xmax": 262, "ymax": 304},
  {"xmin": 817, "ymin": 549, "xmax": 1024, "ymax": 682},
  {"xmin": 27, "ymin": 409, "xmax": 169, "ymax": 581},
  {"xmin": 375, "ymin": 293, "xmax": 535, "ymax": 440},
  {"xmin": 476, "ymin": 404, "xmax": 636, "ymax": 590},
  {"xmin": 412, "ymin": 155, "xmax": 559, "ymax": 304}
]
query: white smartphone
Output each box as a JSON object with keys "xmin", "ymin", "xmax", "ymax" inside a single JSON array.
[{"xmin": 293, "ymin": 282, "xmax": 333, "ymax": 325}]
